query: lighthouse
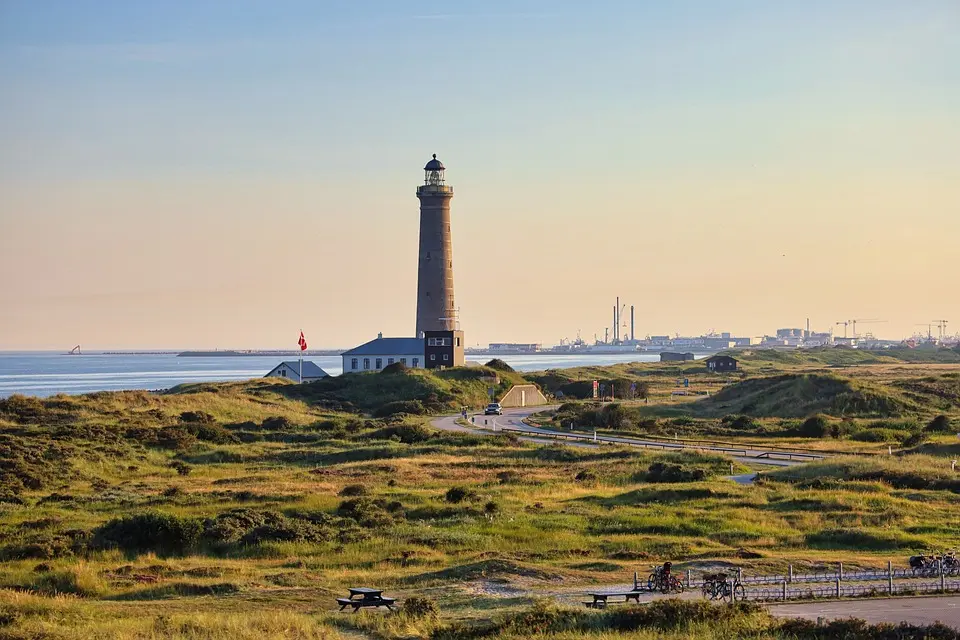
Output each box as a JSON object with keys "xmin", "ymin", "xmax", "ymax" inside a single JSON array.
[{"xmin": 415, "ymin": 154, "xmax": 457, "ymax": 336}]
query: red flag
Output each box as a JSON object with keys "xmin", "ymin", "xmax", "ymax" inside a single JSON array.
[{"xmin": 298, "ymin": 331, "xmax": 307, "ymax": 351}]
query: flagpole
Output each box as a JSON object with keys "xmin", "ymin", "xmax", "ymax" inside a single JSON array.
[{"xmin": 299, "ymin": 330, "xmax": 303, "ymax": 384}]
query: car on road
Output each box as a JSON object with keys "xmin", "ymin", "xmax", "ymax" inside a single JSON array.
[{"xmin": 484, "ymin": 403, "xmax": 503, "ymax": 415}]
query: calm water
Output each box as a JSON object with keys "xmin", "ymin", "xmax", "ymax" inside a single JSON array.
[{"xmin": 0, "ymin": 351, "xmax": 675, "ymax": 398}]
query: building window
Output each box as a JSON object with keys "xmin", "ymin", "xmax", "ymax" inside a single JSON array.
[
  {"xmin": 279, "ymin": 369, "xmax": 285, "ymax": 377},
  {"xmin": 387, "ymin": 358, "xmax": 394, "ymax": 365},
  {"xmin": 443, "ymin": 354, "xmax": 449, "ymax": 361},
  {"xmin": 401, "ymin": 358, "xmax": 407, "ymax": 365},
  {"xmin": 430, "ymin": 354, "xmax": 436, "ymax": 361},
  {"xmin": 412, "ymin": 358, "xmax": 419, "ymax": 367},
  {"xmin": 375, "ymin": 358, "xmax": 382, "ymax": 369},
  {"xmin": 443, "ymin": 338, "xmax": 451, "ymax": 346},
  {"xmin": 351, "ymin": 358, "xmax": 358, "ymax": 370},
  {"xmin": 456, "ymin": 337, "xmax": 460, "ymax": 347},
  {"xmin": 363, "ymin": 358, "xmax": 370, "ymax": 370}
]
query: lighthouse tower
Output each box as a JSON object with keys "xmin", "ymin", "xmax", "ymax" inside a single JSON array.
[{"xmin": 415, "ymin": 154, "xmax": 456, "ymax": 336}]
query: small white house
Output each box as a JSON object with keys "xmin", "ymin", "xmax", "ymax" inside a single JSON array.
[
  {"xmin": 341, "ymin": 334, "xmax": 424, "ymax": 373},
  {"xmin": 265, "ymin": 361, "xmax": 329, "ymax": 383}
]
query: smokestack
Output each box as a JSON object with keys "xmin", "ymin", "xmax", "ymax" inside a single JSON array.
[
  {"xmin": 631, "ymin": 305, "xmax": 635, "ymax": 342},
  {"xmin": 613, "ymin": 304, "xmax": 618, "ymax": 342}
]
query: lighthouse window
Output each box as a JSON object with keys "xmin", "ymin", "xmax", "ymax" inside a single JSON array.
[
  {"xmin": 430, "ymin": 354, "xmax": 436, "ymax": 361},
  {"xmin": 443, "ymin": 354, "xmax": 449, "ymax": 361}
]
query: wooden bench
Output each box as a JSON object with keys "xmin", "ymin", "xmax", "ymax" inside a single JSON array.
[{"xmin": 585, "ymin": 591, "xmax": 644, "ymax": 608}]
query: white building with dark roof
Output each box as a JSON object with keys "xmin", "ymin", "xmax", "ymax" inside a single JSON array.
[
  {"xmin": 341, "ymin": 333, "xmax": 425, "ymax": 373},
  {"xmin": 265, "ymin": 361, "xmax": 329, "ymax": 383}
]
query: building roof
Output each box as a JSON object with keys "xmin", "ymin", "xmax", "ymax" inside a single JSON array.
[
  {"xmin": 705, "ymin": 355, "xmax": 737, "ymax": 362},
  {"xmin": 266, "ymin": 361, "xmax": 329, "ymax": 378},
  {"xmin": 424, "ymin": 154, "xmax": 445, "ymax": 171},
  {"xmin": 341, "ymin": 337, "xmax": 424, "ymax": 357}
]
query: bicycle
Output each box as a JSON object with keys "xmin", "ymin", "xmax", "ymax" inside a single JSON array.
[{"xmin": 701, "ymin": 573, "xmax": 743, "ymax": 601}]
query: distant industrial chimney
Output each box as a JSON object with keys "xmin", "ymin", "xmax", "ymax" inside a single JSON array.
[{"xmin": 630, "ymin": 306, "xmax": 635, "ymax": 342}]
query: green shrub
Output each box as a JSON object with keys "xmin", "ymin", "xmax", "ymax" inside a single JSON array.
[
  {"xmin": 380, "ymin": 362, "xmax": 408, "ymax": 374},
  {"xmin": 402, "ymin": 596, "xmax": 439, "ymax": 619},
  {"xmin": 374, "ymin": 400, "xmax": 426, "ymax": 418},
  {"xmin": 336, "ymin": 498, "xmax": 394, "ymax": 528},
  {"xmin": 485, "ymin": 359, "xmax": 515, "ymax": 372},
  {"xmin": 444, "ymin": 487, "xmax": 477, "ymax": 504},
  {"xmin": 798, "ymin": 415, "xmax": 829, "ymax": 438},
  {"xmin": 926, "ymin": 415, "xmax": 953, "ymax": 433},
  {"xmin": 203, "ymin": 509, "xmax": 286, "ymax": 544},
  {"xmin": 645, "ymin": 462, "xmax": 707, "ymax": 483},
  {"xmin": 600, "ymin": 403, "xmax": 628, "ymax": 429},
  {"xmin": 497, "ymin": 470, "xmax": 523, "ymax": 484},
  {"xmin": 178, "ymin": 411, "xmax": 215, "ymax": 424},
  {"xmin": 338, "ymin": 484, "xmax": 368, "ymax": 497},
  {"xmin": 92, "ymin": 512, "xmax": 204, "ymax": 555},
  {"xmin": 368, "ymin": 423, "xmax": 432, "ymax": 444},
  {"xmin": 851, "ymin": 428, "xmax": 908, "ymax": 443},
  {"xmin": 261, "ymin": 416, "xmax": 292, "ymax": 430}
]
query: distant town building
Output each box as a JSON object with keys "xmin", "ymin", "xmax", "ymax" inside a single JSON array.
[
  {"xmin": 660, "ymin": 352, "xmax": 695, "ymax": 362},
  {"xmin": 705, "ymin": 355, "xmax": 738, "ymax": 372},
  {"xmin": 425, "ymin": 330, "xmax": 465, "ymax": 369},
  {"xmin": 265, "ymin": 361, "xmax": 329, "ymax": 383},
  {"xmin": 488, "ymin": 343, "xmax": 542, "ymax": 353},
  {"xmin": 341, "ymin": 334, "xmax": 425, "ymax": 373}
]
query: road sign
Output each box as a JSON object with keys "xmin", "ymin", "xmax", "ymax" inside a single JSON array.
[{"xmin": 592, "ymin": 380, "xmax": 599, "ymax": 398}]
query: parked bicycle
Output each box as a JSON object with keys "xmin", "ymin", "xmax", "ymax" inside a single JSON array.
[
  {"xmin": 909, "ymin": 552, "xmax": 957, "ymax": 576},
  {"xmin": 701, "ymin": 573, "xmax": 744, "ymax": 602},
  {"xmin": 647, "ymin": 562, "xmax": 684, "ymax": 594}
]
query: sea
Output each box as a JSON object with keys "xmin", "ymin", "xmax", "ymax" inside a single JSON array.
[{"xmin": 0, "ymin": 351, "xmax": 678, "ymax": 398}]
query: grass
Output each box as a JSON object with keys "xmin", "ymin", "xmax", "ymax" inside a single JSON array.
[{"xmin": 1, "ymin": 361, "xmax": 959, "ymax": 638}]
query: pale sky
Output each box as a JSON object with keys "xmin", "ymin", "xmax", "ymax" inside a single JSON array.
[{"xmin": 1, "ymin": 0, "xmax": 958, "ymax": 350}]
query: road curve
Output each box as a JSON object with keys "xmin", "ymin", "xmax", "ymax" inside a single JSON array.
[{"xmin": 432, "ymin": 407, "xmax": 824, "ymax": 467}]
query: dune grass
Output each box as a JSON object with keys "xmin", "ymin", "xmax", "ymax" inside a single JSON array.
[{"xmin": 1, "ymin": 369, "xmax": 959, "ymax": 638}]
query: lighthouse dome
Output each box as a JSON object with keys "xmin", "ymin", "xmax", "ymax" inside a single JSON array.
[{"xmin": 424, "ymin": 154, "xmax": 445, "ymax": 171}]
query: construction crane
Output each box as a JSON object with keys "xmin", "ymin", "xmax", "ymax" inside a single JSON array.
[
  {"xmin": 933, "ymin": 319, "xmax": 949, "ymax": 343},
  {"xmin": 915, "ymin": 324, "xmax": 933, "ymax": 341},
  {"xmin": 67, "ymin": 345, "xmax": 81, "ymax": 355},
  {"xmin": 835, "ymin": 321, "xmax": 850, "ymax": 338},
  {"xmin": 619, "ymin": 304, "xmax": 628, "ymax": 342}
]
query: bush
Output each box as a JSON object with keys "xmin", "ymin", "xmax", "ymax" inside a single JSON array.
[
  {"xmin": 374, "ymin": 400, "xmax": 426, "ymax": 418},
  {"xmin": 403, "ymin": 596, "xmax": 439, "ymax": 619},
  {"xmin": 646, "ymin": 462, "xmax": 707, "ymax": 483},
  {"xmin": 336, "ymin": 497, "xmax": 394, "ymax": 528},
  {"xmin": 239, "ymin": 519, "xmax": 332, "ymax": 545},
  {"xmin": 380, "ymin": 362, "xmax": 408, "ymax": 374},
  {"xmin": 179, "ymin": 411, "xmax": 215, "ymax": 424},
  {"xmin": 261, "ymin": 416, "xmax": 291, "ymax": 430},
  {"xmin": 369, "ymin": 422, "xmax": 432, "ymax": 444},
  {"xmin": 901, "ymin": 431, "xmax": 929, "ymax": 448},
  {"xmin": 926, "ymin": 415, "xmax": 953, "ymax": 433},
  {"xmin": 483, "ymin": 500, "xmax": 500, "ymax": 515},
  {"xmin": 338, "ymin": 484, "xmax": 368, "ymax": 497},
  {"xmin": 600, "ymin": 403, "xmax": 628, "ymax": 429},
  {"xmin": 485, "ymin": 359, "xmax": 515, "ymax": 372},
  {"xmin": 497, "ymin": 470, "xmax": 522, "ymax": 484},
  {"xmin": 93, "ymin": 512, "xmax": 204, "ymax": 555},
  {"xmin": 851, "ymin": 428, "xmax": 908, "ymax": 443},
  {"xmin": 574, "ymin": 470, "xmax": 597, "ymax": 483},
  {"xmin": 444, "ymin": 487, "xmax": 476, "ymax": 504},
  {"xmin": 170, "ymin": 461, "xmax": 192, "ymax": 476},
  {"xmin": 798, "ymin": 415, "xmax": 829, "ymax": 438}
]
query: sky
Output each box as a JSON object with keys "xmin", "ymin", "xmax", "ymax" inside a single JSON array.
[{"xmin": 1, "ymin": 0, "xmax": 958, "ymax": 350}]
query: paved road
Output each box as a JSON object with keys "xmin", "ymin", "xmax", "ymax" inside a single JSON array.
[
  {"xmin": 432, "ymin": 408, "xmax": 822, "ymax": 466},
  {"xmin": 769, "ymin": 595, "xmax": 960, "ymax": 629}
]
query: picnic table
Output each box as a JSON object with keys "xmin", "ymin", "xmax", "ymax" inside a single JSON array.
[
  {"xmin": 336, "ymin": 587, "xmax": 396, "ymax": 612},
  {"xmin": 584, "ymin": 590, "xmax": 644, "ymax": 609}
]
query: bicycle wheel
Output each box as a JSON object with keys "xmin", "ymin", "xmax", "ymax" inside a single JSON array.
[
  {"xmin": 721, "ymin": 583, "xmax": 732, "ymax": 602},
  {"xmin": 733, "ymin": 583, "xmax": 745, "ymax": 601},
  {"xmin": 647, "ymin": 574, "xmax": 657, "ymax": 591}
]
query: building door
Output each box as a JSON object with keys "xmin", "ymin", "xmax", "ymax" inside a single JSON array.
[{"xmin": 520, "ymin": 389, "xmax": 526, "ymax": 407}]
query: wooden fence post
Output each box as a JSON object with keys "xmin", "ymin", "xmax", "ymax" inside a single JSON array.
[
  {"xmin": 836, "ymin": 578, "xmax": 841, "ymax": 598},
  {"xmin": 737, "ymin": 567, "xmax": 743, "ymax": 583},
  {"xmin": 788, "ymin": 564, "xmax": 793, "ymax": 584},
  {"xmin": 687, "ymin": 569, "xmax": 692, "ymax": 588},
  {"xmin": 941, "ymin": 562, "xmax": 946, "ymax": 592},
  {"xmin": 782, "ymin": 581, "xmax": 787, "ymax": 601},
  {"xmin": 838, "ymin": 562, "xmax": 843, "ymax": 581},
  {"xmin": 634, "ymin": 571, "xmax": 638, "ymax": 590}
]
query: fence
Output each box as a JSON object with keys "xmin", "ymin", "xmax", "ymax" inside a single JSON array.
[{"xmin": 633, "ymin": 562, "xmax": 960, "ymax": 603}]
